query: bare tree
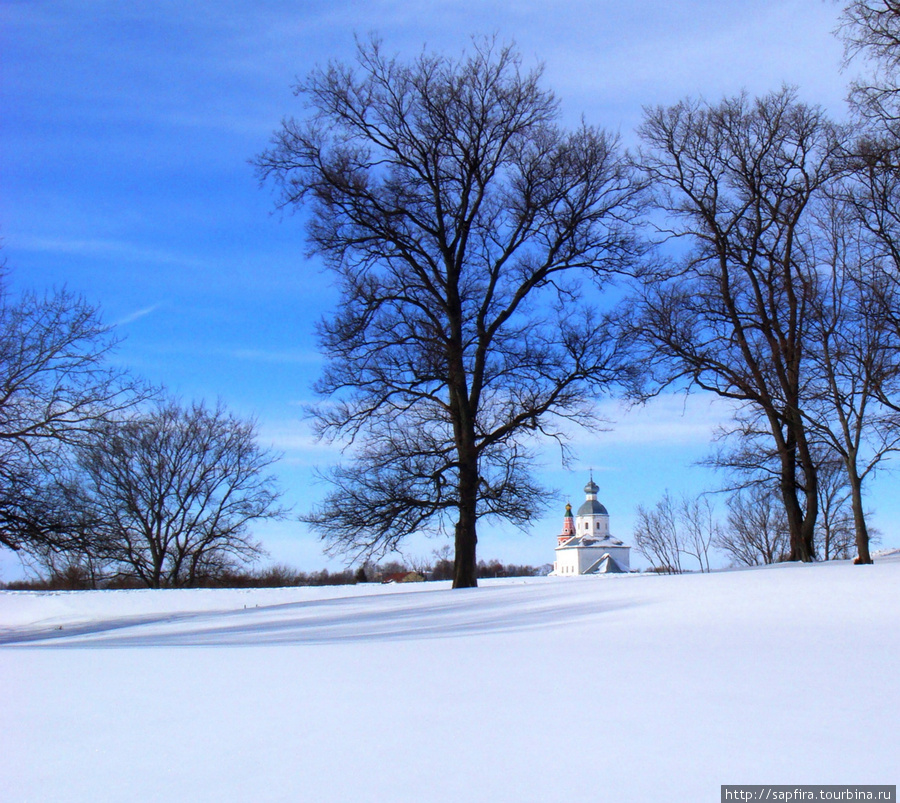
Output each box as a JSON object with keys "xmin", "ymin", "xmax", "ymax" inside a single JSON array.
[
  {"xmin": 841, "ymin": 0, "xmax": 900, "ymax": 135},
  {"xmin": 633, "ymin": 89, "xmax": 848, "ymax": 561},
  {"xmin": 803, "ymin": 198, "xmax": 900, "ymax": 562},
  {"xmin": 814, "ymin": 456, "xmax": 857, "ymax": 560},
  {"xmin": 705, "ymin": 424, "xmax": 869, "ymax": 563},
  {"xmin": 430, "ymin": 545, "xmax": 455, "ymax": 581},
  {"xmin": 633, "ymin": 491, "xmax": 718, "ymax": 573},
  {"xmin": 839, "ymin": 2, "xmax": 900, "ymax": 348},
  {"xmin": 256, "ymin": 38, "xmax": 643, "ymax": 587},
  {"xmin": 0, "ymin": 284, "xmax": 146, "ymax": 554},
  {"xmin": 679, "ymin": 494, "xmax": 719, "ymax": 573},
  {"xmin": 716, "ymin": 485, "xmax": 790, "ymax": 566},
  {"xmin": 634, "ymin": 493, "xmax": 682, "ymax": 574},
  {"xmin": 74, "ymin": 399, "xmax": 286, "ymax": 588},
  {"xmin": 18, "ymin": 536, "xmax": 113, "ymax": 590}
]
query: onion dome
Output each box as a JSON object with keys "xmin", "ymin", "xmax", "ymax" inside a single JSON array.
[{"xmin": 577, "ymin": 477, "xmax": 608, "ymax": 516}]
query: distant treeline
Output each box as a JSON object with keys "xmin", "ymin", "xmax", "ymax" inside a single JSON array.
[{"xmin": 1, "ymin": 558, "xmax": 549, "ymax": 591}]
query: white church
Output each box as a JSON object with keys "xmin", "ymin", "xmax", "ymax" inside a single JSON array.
[{"xmin": 551, "ymin": 477, "xmax": 631, "ymax": 575}]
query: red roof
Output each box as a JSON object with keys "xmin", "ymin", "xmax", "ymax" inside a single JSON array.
[{"xmin": 381, "ymin": 571, "xmax": 425, "ymax": 584}]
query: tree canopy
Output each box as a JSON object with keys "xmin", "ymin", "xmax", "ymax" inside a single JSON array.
[
  {"xmin": 256, "ymin": 38, "xmax": 643, "ymax": 586},
  {"xmin": 0, "ymin": 284, "xmax": 147, "ymax": 554}
]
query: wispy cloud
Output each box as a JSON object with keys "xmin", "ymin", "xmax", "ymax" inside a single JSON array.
[
  {"xmin": 564, "ymin": 393, "xmax": 739, "ymax": 449},
  {"xmin": 14, "ymin": 235, "xmax": 208, "ymax": 269},
  {"xmin": 114, "ymin": 304, "xmax": 162, "ymax": 327},
  {"xmin": 261, "ymin": 393, "xmax": 736, "ymax": 462},
  {"xmin": 256, "ymin": 419, "xmax": 337, "ymax": 460}
]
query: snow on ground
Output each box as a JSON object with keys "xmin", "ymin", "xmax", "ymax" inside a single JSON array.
[{"xmin": 1, "ymin": 557, "xmax": 898, "ymax": 802}]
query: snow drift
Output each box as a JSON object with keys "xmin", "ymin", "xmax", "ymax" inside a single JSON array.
[{"xmin": 2, "ymin": 555, "xmax": 897, "ymax": 801}]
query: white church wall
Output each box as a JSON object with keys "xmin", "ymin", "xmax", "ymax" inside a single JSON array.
[
  {"xmin": 554, "ymin": 543, "xmax": 631, "ymax": 574},
  {"xmin": 577, "ymin": 515, "xmax": 609, "ymax": 537},
  {"xmin": 552, "ymin": 476, "xmax": 632, "ymax": 574},
  {"xmin": 554, "ymin": 549, "xmax": 578, "ymax": 576}
]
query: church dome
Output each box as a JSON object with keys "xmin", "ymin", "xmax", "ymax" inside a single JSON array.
[
  {"xmin": 577, "ymin": 498, "xmax": 608, "ymax": 516},
  {"xmin": 578, "ymin": 475, "xmax": 607, "ymax": 516}
]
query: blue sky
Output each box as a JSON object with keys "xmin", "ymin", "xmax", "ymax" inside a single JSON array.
[{"xmin": 3, "ymin": 0, "xmax": 895, "ymax": 577}]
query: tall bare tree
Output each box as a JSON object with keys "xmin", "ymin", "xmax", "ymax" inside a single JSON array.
[
  {"xmin": 841, "ymin": 0, "xmax": 900, "ymax": 135},
  {"xmin": 706, "ymin": 426, "xmax": 868, "ymax": 562},
  {"xmin": 256, "ymin": 38, "xmax": 643, "ymax": 587},
  {"xmin": 0, "ymin": 283, "xmax": 146, "ymax": 554},
  {"xmin": 840, "ymin": 2, "xmax": 900, "ymax": 347},
  {"xmin": 632, "ymin": 89, "xmax": 847, "ymax": 561},
  {"xmin": 814, "ymin": 456, "xmax": 858, "ymax": 560},
  {"xmin": 803, "ymin": 198, "xmax": 900, "ymax": 563},
  {"xmin": 74, "ymin": 399, "xmax": 285, "ymax": 588}
]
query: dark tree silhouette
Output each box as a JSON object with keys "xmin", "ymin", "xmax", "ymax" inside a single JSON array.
[
  {"xmin": 841, "ymin": 0, "xmax": 900, "ymax": 134},
  {"xmin": 0, "ymin": 284, "xmax": 146, "ymax": 554},
  {"xmin": 716, "ymin": 485, "xmax": 790, "ymax": 567},
  {"xmin": 802, "ymin": 198, "xmax": 900, "ymax": 563},
  {"xmin": 256, "ymin": 38, "xmax": 643, "ymax": 587},
  {"xmin": 74, "ymin": 400, "xmax": 285, "ymax": 588},
  {"xmin": 632, "ymin": 89, "xmax": 847, "ymax": 561}
]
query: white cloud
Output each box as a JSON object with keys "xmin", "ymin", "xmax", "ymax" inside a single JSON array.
[
  {"xmin": 13, "ymin": 235, "xmax": 208, "ymax": 269},
  {"xmin": 567, "ymin": 393, "xmax": 738, "ymax": 449},
  {"xmin": 114, "ymin": 303, "xmax": 162, "ymax": 327},
  {"xmin": 256, "ymin": 419, "xmax": 336, "ymax": 459}
]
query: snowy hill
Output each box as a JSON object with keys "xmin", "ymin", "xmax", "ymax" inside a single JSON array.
[{"xmin": 2, "ymin": 557, "xmax": 898, "ymax": 802}]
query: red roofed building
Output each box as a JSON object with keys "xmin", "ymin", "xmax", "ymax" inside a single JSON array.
[{"xmin": 381, "ymin": 571, "xmax": 425, "ymax": 584}]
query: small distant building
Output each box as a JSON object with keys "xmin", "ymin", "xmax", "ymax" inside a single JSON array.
[
  {"xmin": 381, "ymin": 571, "xmax": 425, "ymax": 584},
  {"xmin": 552, "ymin": 477, "xmax": 631, "ymax": 575}
]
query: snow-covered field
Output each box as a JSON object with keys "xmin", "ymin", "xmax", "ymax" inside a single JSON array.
[{"xmin": 2, "ymin": 556, "xmax": 898, "ymax": 802}]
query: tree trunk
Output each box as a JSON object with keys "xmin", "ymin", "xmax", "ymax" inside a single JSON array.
[
  {"xmin": 452, "ymin": 457, "xmax": 479, "ymax": 589},
  {"xmin": 846, "ymin": 463, "xmax": 873, "ymax": 564},
  {"xmin": 452, "ymin": 517, "xmax": 478, "ymax": 588},
  {"xmin": 778, "ymin": 413, "xmax": 818, "ymax": 562},
  {"xmin": 795, "ymin": 424, "xmax": 819, "ymax": 562},
  {"xmin": 782, "ymin": 481, "xmax": 808, "ymax": 562},
  {"xmin": 797, "ymin": 498, "xmax": 817, "ymax": 562},
  {"xmin": 779, "ymin": 442, "xmax": 816, "ymax": 562}
]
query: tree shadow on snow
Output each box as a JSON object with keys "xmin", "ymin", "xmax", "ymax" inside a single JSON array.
[{"xmin": 0, "ymin": 583, "xmax": 643, "ymax": 649}]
